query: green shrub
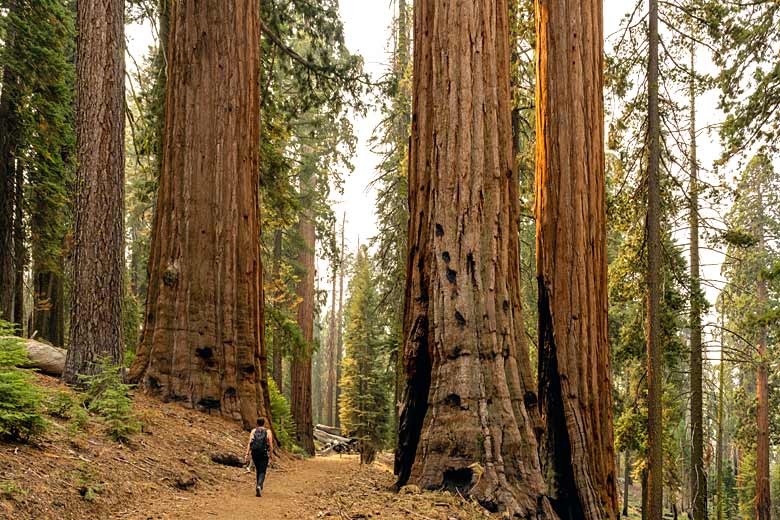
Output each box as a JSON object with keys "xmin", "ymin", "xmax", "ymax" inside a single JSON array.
[
  {"xmin": 45, "ymin": 390, "xmax": 77, "ymax": 419},
  {"xmin": 80, "ymin": 359, "xmax": 140, "ymax": 442},
  {"xmin": 73, "ymin": 463, "xmax": 102, "ymax": 502},
  {"xmin": 45, "ymin": 390, "xmax": 90, "ymax": 433},
  {"xmin": 0, "ymin": 322, "xmax": 46, "ymax": 441},
  {"xmin": 68, "ymin": 404, "xmax": 90, "ymax": 433},
  {"xmin": 268, "ymin": 378, "xmax": 298, "ymax": 451}
]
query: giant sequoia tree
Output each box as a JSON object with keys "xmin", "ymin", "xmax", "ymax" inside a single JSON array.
[
  {"xmin": 63, "ymin": 0, "xmax": 126, "ymax": 382},
  {"xmin": 128, "ymin": 0, "xmax": 268, "ymax": 428},
  {"xmin": 535, "ymin": 0, "xmax": 617, "ymax": 517},
  {"xmin": 395, "ymin": 0, "xmax": 553, "ymax": 515},
  {"xmin": 291, "ymin": 164, "xmax": 316, "ymax": 455}
]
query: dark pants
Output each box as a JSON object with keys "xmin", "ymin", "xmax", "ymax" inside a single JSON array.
[{"xmin": 252, "ymin": 451, "xmax": 269, "ymax": 492}]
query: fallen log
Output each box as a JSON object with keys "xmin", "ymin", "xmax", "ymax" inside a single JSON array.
[
  {"xmin": 315, "ymin": 423, "xmax": 342, "ymax": 436},
  {"xmin": 1, "ymin": 337, "xmax": 67, "ymax": 376},
  {"xmin": 313, "ymin": 428, "xmax": 353, "ymax": 445},
  {"xmin": 24, "ymin": 338, "xmax": 66, "ymax": 376}
]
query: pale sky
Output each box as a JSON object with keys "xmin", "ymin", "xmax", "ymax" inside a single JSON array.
[{"xmin": 125, "ymin": 2, "xmax": 751, "ymax": 358}]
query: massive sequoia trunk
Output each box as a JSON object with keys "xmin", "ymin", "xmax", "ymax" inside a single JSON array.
[
  {"xmin": 535, "ymin": 1, "xmax": 617, "ymax": 518},
  {"xmin": 291, "ymin": 194, "xmax": 315, "ymax": 455},
  {"xmin": 395, "ymin": 0, "xmax": 553, "ymax": 516},
  {"xmin": 688, "ymin": 47, "xmax": 706, "ymax": 520},
  {"xmin": 63, "ymin": 0, "xmax": 126, "ymax": 382},
  {"xmin": 645, "ymin": 0, "xmax": 664, "ymax": 517},
  {"xmin": 128, "ymin": 0, "xmax": 267, "ymax": 428}
]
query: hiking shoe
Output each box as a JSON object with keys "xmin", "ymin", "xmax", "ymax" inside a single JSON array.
[{"xmin": 256, "ymin": 486, "xmax": 262, "ymax": 497}]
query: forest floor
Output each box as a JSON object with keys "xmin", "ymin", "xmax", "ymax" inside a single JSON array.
[{"xmin": 0, "ymin": 374, "xmax": 496, "ymax": 520}]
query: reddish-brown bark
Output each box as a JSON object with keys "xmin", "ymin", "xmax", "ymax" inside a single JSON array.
[
  {"xmin": 535, "ymin": 1, "xmax": 617, "ymax": 518},
  {"xmin": 129, "ymin": 0, "xmax": 267, "ymax": 428},
  {"xmin": 395, "ymin": 0, "xmax": 554, "ymax": 516},
  {"xmin": 291, "ymin": 204, "xmax": 315, "ymax": 455}
]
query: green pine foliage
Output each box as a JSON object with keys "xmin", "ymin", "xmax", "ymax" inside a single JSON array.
[
  {"xmin": 0, "ymin": 0, "xmax": 76, "ymax": 302},
  {"xmin": 338, "ymin": 247, "xmax": 391, "ymax": 464},
  {"xmin": 0, "ymin": 322, "xmax": 46, "ymax": 441},
  {"xmin": 268, "ymin": 378, "xmax": 298, "ymax": 452},
  {"xmin": 80, "ymin": 360, "xmax": 140, "ymax": 443}
]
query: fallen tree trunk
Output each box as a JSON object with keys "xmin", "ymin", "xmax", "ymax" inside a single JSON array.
[
  {"xmin": 315, "ymin": 424, "xmax": 342, "ymax": 436},
  {"xmin": 24, "ymin": 338, "xmax": 66, "ymax": 376},
  {"xmin": 313, "ymin": 428, "xmax": 352, "ymax": 445},
  {"xmin": 314, "ymin": 425, "xmax": 356, "ymax": 455},
  {"xmin": 2, "ymin": 337, "xmax": 67, "ymax": 376}
]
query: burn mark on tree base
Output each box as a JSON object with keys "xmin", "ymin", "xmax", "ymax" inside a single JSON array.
[
  {"xmin": 441, "ymin": 467, "xmax": 473, "ymax": 496},
  {"xmin": 537, "ymin": 276, "xmax": 585, "ymax": 519}
]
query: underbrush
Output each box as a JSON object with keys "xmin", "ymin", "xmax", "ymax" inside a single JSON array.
[{"xmin": 0, "ymin": 322, "xmax": 46, "ymax": 441}]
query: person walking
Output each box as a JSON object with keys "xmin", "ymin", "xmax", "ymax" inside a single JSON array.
[{"xmin": 244, "ymin": 417, "xmax": 273, "ymax": 497}]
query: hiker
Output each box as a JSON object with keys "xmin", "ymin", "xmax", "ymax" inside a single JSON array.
[{"xmin": 244, "ymin": 417, "xmax": 273, "ymax": 497}]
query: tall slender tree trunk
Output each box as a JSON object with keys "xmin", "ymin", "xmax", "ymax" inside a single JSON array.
[
  {"xmin": 623, "ymin": 451, "xmax": 631, "ymax": 517},
  {"xmin": 335, "ymin": 213, "xmax": 345, "ymax": 429},
  {"xmin": 646, "ymin": 0, "xmax": 664, "ymax": 516},
  {"xmin": 63, "ymin": 0, "xmax": 126, "ymax": 381},
  {"xmin": 326, "ymin": 263, "xmax": 337, "ymax": 426},
  {"xmin": 128, "ymin": 0, "xmax": 267, "ymax": 428},
  {"xmin": 271, "ymin": 229, "xmax": 284, "ymax": 390},
  {"xmin": 688, "ymin": 46, "xmax": 706, "ymax": 520},
  {"xmin": 716, "ymin": 306, "xmax": 725, "ymax": 520},
  {"xmin": 13, "ymin": 158, "xmax": 25, "ymax": 332},
  {"xmin": 395, "ymin": 1, "xmax": 554, "ymax": 516},
  {"xmin": 756, "ymin": 238, "xmax": 771, "ymax": 520},
  {"xmin": 0, "ymin": 0, "xmax": 20, "ymax": 323},
  {"xmin": 34, "ymin": 270, "xmax": 65, "ymax": 346},
  {"xmin": 291, "ymin": 186, "xmax": 315, "ymax": 455},
  {"xmin": 535, "ymin": 1, "xmax": 617, "ymax": 517}
]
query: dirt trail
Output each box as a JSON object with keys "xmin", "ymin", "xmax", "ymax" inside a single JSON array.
[
  {"xmin": 136, "ymin": 454, "xmax": 495, "ymax": 520},
  {"xmin": 143, "ymin": 455, "xmax": 358, "ymax": 519}
]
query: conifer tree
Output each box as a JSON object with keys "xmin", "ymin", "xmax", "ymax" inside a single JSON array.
[{"xmin": 339, "ymin": 246, "xmax": 389, "ymax": 465}]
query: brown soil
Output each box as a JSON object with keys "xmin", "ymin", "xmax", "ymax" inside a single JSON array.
[{"xmin": 0, "ymin": 375, "xmax": 495, "ymax": 520}]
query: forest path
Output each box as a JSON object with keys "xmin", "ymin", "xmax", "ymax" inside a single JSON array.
[
  {"xmin": 137, "ymin": 453, "xmax": 495, "ymax": 520},
  {"xmin": 146, "ymin": 454, "xmax": 362, "ymax": 519}
]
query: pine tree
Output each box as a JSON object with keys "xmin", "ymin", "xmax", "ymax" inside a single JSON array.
[
  {"xmin": 721, "ymin": 153, "xmax": 779, "ymax": 520},
  {"xmin": 64, "ymin": 0, "xmax": 126, "ymax": 382},
  {"xmin": 339, "ymin": 246, "xmax": 389, "ymax": 465}
]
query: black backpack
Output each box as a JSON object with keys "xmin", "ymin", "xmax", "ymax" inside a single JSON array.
[{"xmin": 250, "ymin": 427, "xmax": 269, "ymax": 455}]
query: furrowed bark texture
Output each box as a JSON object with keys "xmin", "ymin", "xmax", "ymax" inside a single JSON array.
[
  {"xmin": 535, "ymin": 1, "xmax": 617, "ymax": 518},
  {"xmin": 292, "ymin": 207, "xmax": 315, "ymax": 455},
  {"xmin": 64, "ymin": 0, "xmax": 125, "ymax": 382},
  {"xmin": 128, "ymin": 0, "xmax": 267, "ymax": 429},
  {"xmin": 395, "ymin": 0, "xmax": 554, "ymax": 516},
  {"xmin": 645, "ymin": 0, "xmax": 664, "ymax": 516}
]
